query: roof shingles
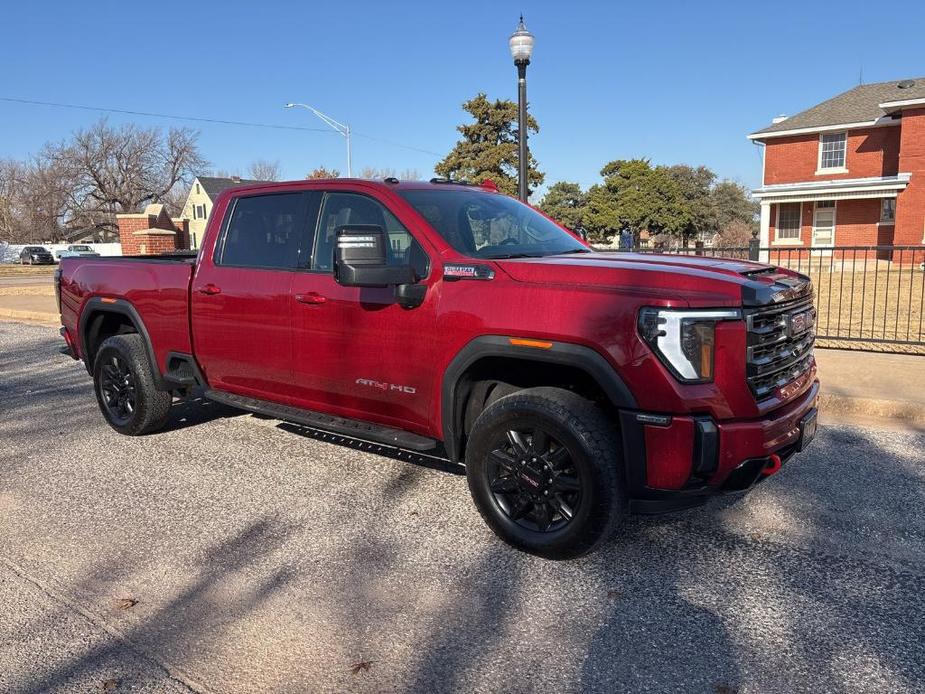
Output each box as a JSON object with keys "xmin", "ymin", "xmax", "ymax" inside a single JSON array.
[
  {"xmin": 196, "ymin": 176, "xmax": 265, "ymax": 201},
  {"xmin": 750, "ymin": 77, "xmax": 925, "ymax": 137}
]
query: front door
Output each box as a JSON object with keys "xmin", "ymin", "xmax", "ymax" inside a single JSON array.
[
  {"xmin": 289, "ymin": 190, "xmax": 439, "ymax": 435},
  {"xmin": 812, "ymin": 200, "xmax": 836, "ymax": 252},
  {"xmin": 191, "ymin": 190, "xmax": 318, "ymax": 401}
]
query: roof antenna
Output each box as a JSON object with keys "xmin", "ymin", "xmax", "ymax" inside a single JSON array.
[{"xmin": 858, "ymin": 64, "xmax": 864, "ymax": 86}]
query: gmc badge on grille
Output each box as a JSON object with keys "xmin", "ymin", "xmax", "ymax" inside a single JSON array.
[{"xmin": 788, "ymin": 309, "xmax": 815, "ymax": 337}]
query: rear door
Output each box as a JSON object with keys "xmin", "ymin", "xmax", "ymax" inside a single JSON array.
[{"xmin": 191, "ymin": 190, "xmax": 320, "ymax": 401}]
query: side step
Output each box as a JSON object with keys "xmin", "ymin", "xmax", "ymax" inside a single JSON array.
[{"xmin": 204, "ymin": 389, "xmax": 438, "ymax": 452}]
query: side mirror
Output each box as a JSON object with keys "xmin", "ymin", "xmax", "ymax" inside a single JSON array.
[{"xmin": 333, "ymin": 225, "xmax": 415, "ymax": 287}]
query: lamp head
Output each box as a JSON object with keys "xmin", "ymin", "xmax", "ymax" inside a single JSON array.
[{"xmin": 509, "ymin": 15, "xmax": 534, "ymax": 64}]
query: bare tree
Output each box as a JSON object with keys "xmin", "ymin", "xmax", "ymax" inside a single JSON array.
[
  {"xmin": 713, "ymin": 219, "xmax": 755, "ymax": 249},
  {"xmin": 160, "ymin": 182, "xmax": 191, "ymax": 218},
  {"xmin": 0, "ymin": 159, "xmax": 27, "ymax": 243},
  {"xmin": 43, "ymin": 118, "xmax": 208, "ymax": 233},
  {"xmin": 358, "ymin": 166, "xmax": 397, "ymax": 180},
  {"xmin": 248, "ymin": 159, "xmax": 281, "ymax": 181},
  {"xmin": 306, "ymin": 166, "xmax": 340, "ymax": 179}
]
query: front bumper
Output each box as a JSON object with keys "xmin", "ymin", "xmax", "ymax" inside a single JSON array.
[{"xmin": 622, "ymin": 379, "xmax": 820, "ymax": 514}]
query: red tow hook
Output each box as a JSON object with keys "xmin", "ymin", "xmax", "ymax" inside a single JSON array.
[{"xmin": 762, "ymin": 453, "xmax": 783, "ymax": 476}]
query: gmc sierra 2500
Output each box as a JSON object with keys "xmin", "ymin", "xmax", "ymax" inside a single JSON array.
[{"xmin": 57, "ymin": 178, "xmax": 818, "ymax": 559}]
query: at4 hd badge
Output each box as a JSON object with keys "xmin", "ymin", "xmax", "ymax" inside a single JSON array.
[{"xmin": 443, "ymin": 264, "xmax": 495, "ymax": 281}]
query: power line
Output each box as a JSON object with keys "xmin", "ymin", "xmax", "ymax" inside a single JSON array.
[
  {"xmin": 0, "ymin": 96, "xmax": 333, "ymax": 133},
  {"xmin": 0, "ymin": 96, "xmax": 443, "ymax": 156}
]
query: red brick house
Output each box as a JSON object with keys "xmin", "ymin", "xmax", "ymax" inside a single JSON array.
[{"xmin": 749, "ymin": 78, "xmax": 925, "ymax": 255}]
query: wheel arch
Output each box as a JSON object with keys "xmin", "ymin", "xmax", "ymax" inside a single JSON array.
[
  {"xmin": 78, "ymin": 297, "xmax": 166, "ymax": 389},
  {"xmin": 441, "ymin": 336, "xmax": 637, "ymax": 462}
]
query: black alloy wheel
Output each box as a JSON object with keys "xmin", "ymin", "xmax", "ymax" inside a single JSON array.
[
  {"xmin": 465, "ymin": 386, "xmax": 626, "ymax": 560},
  {"xmin": 99, "ymin": 353, "xmax": 137, "ymax": 426},
  {"xmin": 487, "ymin": 427, "xmax": 582, "ymax": 533},
  {"xmin": 92, "ymin": 333, "xmax": 172, "ymax": 435}
]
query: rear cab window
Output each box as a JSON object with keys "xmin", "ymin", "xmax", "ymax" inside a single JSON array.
[{"xmin": 214, "ymin": 191, "xmax": 320, "ymax": 270}]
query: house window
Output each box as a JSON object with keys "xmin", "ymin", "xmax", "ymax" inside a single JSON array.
[
  {"xmin": 881, "ymin": 198, "xmax": 896, "ymax": 223},
  {"xmin": 196, "ymin": 183, "xmax": 201, "ymax": 195},
  {"xmin": 776, "ymin": 203, "xmax": 802, "ymax": 241},
  {"xmin": 819, "ymin": 132, "xmax": 847, "ymax": 170}
]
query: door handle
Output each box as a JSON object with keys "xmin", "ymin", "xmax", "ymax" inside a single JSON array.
[
  {"xmin": 197, "ymin": 284, "xmax": 222, "ymax": 295},
  {"xmin": 295, "ymin": 292, "xmax": 326, "ymax": 305}
]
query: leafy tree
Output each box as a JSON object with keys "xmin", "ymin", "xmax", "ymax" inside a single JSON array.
[
  {"xmin": 538, "ymin": 182, "xmax": 586, "ymax": 233},
  {"xmin": 583, "ymin": 159, "xmax": 688, "ymax": 244},
  {"xmin": 305, "ymin": 166, "xmax": 340, "ymax": 179},
  {"xmin": 711, "ymin": 179, "xmax": 758, "ymax": 231},
  {"xmin": 435, "ymin": 93, "xmax": 544, "ymax": 197},
  {"xmin": 663, "ymin": 164, "xmax": 717, "ymax": 244}
]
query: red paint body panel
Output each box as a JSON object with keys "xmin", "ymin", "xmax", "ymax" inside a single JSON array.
[{"xmin": 58, "ymin": 179, "xmax": 820, "ymax": 505}]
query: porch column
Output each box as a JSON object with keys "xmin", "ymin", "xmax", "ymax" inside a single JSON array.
[{"xmin": 759, "ymin": 201, "xmax": 771, "ymax": 263}]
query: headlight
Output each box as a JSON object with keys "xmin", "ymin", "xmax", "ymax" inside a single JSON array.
[{"xmin": 638, "ymin": 307, "xmax": 741, "ymax": 383}]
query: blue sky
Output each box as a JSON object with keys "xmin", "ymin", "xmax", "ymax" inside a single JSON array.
[{"xmin": 2, "ymin": 0, "xmax": 924, "ymax": 194}]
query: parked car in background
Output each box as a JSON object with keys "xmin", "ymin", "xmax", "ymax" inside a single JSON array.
[
  {"xmin": 55, "ymin": 244, "xmax": 101, "ymax": 260},
  {"xmin": 19, "ymin": 246, "xmax": 55, "ymax": 265}
]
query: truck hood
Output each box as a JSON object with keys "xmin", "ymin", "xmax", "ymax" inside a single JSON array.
[{"xmin": 493, "ymin": 252, "xmax": 811, "ymax": 307}]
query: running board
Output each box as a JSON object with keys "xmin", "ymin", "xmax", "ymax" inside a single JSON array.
[{"xmin": 204, "ymin": 389, "xmax": 438, "ymax": 451}]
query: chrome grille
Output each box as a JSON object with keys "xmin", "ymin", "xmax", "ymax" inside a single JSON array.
[{"xmin": 745, "ymin": 298, "xmax": 816, "ymax": 400}]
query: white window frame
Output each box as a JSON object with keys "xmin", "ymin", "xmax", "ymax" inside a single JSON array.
[
  {"xmin": 774, "ymin": 202, "xmax": 803, "ymax": 245},
  {"xmin": 816, "ymin": 131, "xmax": 848, "ymax": 174}
]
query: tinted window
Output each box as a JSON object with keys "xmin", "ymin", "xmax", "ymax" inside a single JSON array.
[
  {"xmin": 312, "ymin": 192, "xmax": 430, "ymax": 278},
  {"xmin": 398, "ymin": 189, "xmax": 587, "ymax": 259},
  {"xmin": 217, "ymin": 193, "xmax": 308, "ymax": 269}
]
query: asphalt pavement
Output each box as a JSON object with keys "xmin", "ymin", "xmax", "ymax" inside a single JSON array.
[{"xmin": 1, "ymin": 321, "xmax": 923, "ymax": 693}]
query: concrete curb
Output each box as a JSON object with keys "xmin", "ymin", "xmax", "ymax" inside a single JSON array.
[{"xmin": 819, "ymin": 392, "xmax": 925, "ymax": 427}]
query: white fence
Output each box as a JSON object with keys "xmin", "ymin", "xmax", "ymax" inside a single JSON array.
[{"xmin": 1, "ymin": 242, "xmax": 122, "ymax": 262}]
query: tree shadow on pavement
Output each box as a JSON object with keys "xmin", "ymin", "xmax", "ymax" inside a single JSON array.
[
  {"xmin": 578, "ymin": 423, "xmax": 925, "ymax": 693},
  {"xmin": 17, "ymin": 517, "xmax": 300, "ymax": 694}
]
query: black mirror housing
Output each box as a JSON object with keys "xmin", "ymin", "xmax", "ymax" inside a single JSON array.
[{"xmin": 334, "ymin": 224, "xmax": 416, "ymax": 287}]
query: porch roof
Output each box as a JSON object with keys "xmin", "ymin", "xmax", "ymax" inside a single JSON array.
[{"xmin": 753, "ymin": 174, "xmax": 911, "ymax": 204}]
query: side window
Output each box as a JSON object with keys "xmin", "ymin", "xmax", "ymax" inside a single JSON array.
[
  {"xmin": 216, "ymin": 192, "xmax": 309, "ymax": 270},
  {"xmin": 312, "ymin": 192, "xmax": 430, "ymax": 278}
]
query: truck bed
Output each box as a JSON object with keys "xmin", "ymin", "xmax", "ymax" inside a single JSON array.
[{"xmin": 59, "ymin": 255, "xmax": 196, "ymax": 374}]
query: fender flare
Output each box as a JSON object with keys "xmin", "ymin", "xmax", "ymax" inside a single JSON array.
[
  {"xmin": 440, "ymin": 335, "xmax": 637, "ymax": 462},
  {"xmin": 78, "ymin": 297, "xmax": 167, "ymax": 390}
]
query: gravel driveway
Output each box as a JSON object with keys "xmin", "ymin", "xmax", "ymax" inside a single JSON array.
[{"xmin": 1, "ymin": 321, "xmax": 923, "ymax": 693}]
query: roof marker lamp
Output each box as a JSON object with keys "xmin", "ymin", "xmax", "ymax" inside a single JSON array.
[{"xmin": 638, "ymin": 308, "xmax": 742, "ymax": 383}]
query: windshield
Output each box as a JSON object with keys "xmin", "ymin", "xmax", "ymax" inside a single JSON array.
[
  {"xmin": 398, "ymin": 189, "xmax": 589, "ymax": 259},
  {"xmin": 71, "ymin": 245, "xmax": 91, "ymax": 251}
]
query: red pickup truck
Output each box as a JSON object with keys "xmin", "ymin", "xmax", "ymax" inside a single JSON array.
[{"xmin": 57, "ymin": 178, "xmax": 818, "ymax": 559}]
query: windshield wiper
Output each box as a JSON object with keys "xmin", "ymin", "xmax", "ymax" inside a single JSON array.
[
  {"xmin": 481, "ymin": 252, "xmax": 544, "ymax": 259},
  {"xmin": 555, "ymin": 248, "xmax": 593, "ymax": 255}
]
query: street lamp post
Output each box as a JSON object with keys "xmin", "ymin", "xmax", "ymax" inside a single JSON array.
[
  {"xmin": 284, "ymin": 103, "xmax": 352, "ymax": 177},
  {"xmin": 509, "ymin": 16, "xmax": 535, "ymax": 202}
]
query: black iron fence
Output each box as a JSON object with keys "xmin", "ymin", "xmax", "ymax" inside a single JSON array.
[{"xmin": 597, "ymin": 243, "xmax": 925, "ymax": 351}]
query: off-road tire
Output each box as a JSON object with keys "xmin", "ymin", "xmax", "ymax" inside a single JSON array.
[
  {"xmin": 465, "ymin": 387, "xmax": 626, "ymax": 560},
  {"xmin": 93, "ymin": 334, "xmax": 171, "ymax": 435}
]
